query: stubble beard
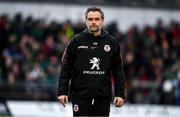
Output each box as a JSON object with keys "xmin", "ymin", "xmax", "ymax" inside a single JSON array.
[{"xmin": 89, "ymin": 26, "xmax": 99, "ymax": 33}]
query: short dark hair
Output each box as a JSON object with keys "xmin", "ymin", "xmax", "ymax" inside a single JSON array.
[{"xmin": 85, "ymin": 7, "xmax": 104, "ymax": 20}]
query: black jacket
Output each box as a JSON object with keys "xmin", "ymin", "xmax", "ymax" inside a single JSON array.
[{"xmin": 57, "ymin": 29, "xmax": 125, "ymax": 99}]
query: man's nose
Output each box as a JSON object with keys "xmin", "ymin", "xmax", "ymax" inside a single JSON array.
[{"xmin": 92, "ymin": 22, "xmax": 96, "ymax": 25}]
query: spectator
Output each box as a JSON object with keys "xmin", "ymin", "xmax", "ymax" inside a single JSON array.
[{"xmin": 0, "ymin": 13, "xmax": 179, "ymax": 105}]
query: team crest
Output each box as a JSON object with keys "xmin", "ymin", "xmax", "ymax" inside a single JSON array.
[
  {"xmin": 73, "ymin": 104, "xmax": 79, "ymax": 112},
  {"xmin": 104, "ymin": 45, "xmax": 111, "ymax": 52}
]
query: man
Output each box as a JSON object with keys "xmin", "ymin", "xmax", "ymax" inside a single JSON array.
[{"xmin": 57, "ymin": 7, "xmax": 125, "ymax": 116}]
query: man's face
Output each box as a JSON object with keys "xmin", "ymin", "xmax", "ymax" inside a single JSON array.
[{"xmin": 86, "ymin": 11, "xmax": 104, "ymax": 33}]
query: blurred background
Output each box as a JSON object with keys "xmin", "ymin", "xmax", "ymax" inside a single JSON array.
[{"xmin": 0, "ymin": 0, "xmax": 180, "ymax": 116}]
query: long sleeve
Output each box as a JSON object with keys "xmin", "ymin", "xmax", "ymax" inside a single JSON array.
[
  {"xmin": 57, "ymin": 38, "xmax": 76, "ymax": 96},
  {"xmin": 112, "ymin": 39, "xmax": 125, "ymax": 99}
]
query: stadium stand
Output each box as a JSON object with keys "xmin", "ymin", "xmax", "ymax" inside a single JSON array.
[
  {"xmin": 0, "ymin": 0, "xmax": 180, "ymax": 116},
  {"xmin": 0, "ymin": 12, "xmax": 180, "ymax": 105}
]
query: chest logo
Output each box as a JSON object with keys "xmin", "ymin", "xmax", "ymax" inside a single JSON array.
[
  {"xmin": 90, "ymin": 57, "xmax": 100, "ymax": 70},
  {"xmin": 104, "ymin": 45, "xmax": 111, "ymax": 52},
  {"xmin": 78, "ymin": 46, "xmax": 88, "ymax": 49}
]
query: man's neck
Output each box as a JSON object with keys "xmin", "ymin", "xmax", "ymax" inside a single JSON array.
[{"xmin": 90, "ymin": 30, "xmax": 101, "ymax": 37}]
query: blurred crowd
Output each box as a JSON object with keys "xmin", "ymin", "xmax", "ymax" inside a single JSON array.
[{"xmin": 0, "ymin": 13, "xmax": 180, "ymax": 105}]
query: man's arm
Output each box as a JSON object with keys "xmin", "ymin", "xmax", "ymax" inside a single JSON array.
[
  {"xmin": 112, "ymin": 39, "xmax": 125, "ymax": 107},
  {"xmin": 57, "ymin": 38, "xmax": 76, "ymax": 106}
]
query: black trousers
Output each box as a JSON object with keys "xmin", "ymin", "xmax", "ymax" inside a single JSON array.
[{"xmin": 72, "ymin": 98, "xmax": 111, "ymax": 117}]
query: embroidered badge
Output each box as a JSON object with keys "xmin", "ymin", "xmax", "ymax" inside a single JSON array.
[
  {"xmin": 104, "ymin": 45, "xmax": 111, "ymax": 52},
  {"xmin": 73, "ymin": 104, "xmax": 79, "ymax": 112}
]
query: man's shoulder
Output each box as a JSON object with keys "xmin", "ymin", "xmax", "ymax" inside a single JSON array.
[
  {"xmin": 71, "ymin": 32, "xmax": 85, "ymax": 42},
  {"xmin": 105, "ymin": 34, "xmax": 118, "ymax": 44},
  {"xmin": 106, "ymin": 33, "xmax": 116, "ymax": 40}
]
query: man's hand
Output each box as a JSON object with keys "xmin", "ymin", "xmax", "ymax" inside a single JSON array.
[
  {"xmin": 58, "ymin": 95, "xmax": 68, "ymax": 107},
  {"xmin": 113, "ymin": 97, "xmax": 124, "ymax": 107}
]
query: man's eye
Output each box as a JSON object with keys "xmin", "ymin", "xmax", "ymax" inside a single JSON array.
[
  {"xmin": 95, "ymin": 18, "xmax": 100, "ymax": 21},
  {"xmin": 88, "ymin": 18, "xmax": 93, "ymax": 21}
]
